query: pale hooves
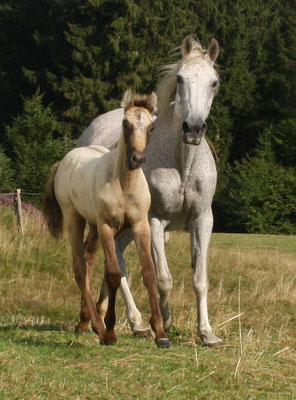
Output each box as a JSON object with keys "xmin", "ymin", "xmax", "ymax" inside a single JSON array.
[
  {"xmin": 156, "ymin": 338, "xmax": 170, "ymax": 348},
  {"xmin": 200, "ymin": 331, "xmax": 223, "ymax": 348},
  {"xmin": 133, "ymin": 328, "xmax": 152, "ymax": 338}
]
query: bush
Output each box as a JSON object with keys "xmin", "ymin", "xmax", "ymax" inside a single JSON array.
[{"xmin": 214, "ymin": 132, "xmax": 296, "ymax": 234}]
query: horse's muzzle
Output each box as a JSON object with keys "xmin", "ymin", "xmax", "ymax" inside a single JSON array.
[
  {"xmin": 182, "ymin": 121, "xmax": 207, "ymax": 146},
  {"xmin": 128, "ymin": 152, "xmax": 146, "ymax": 169}
]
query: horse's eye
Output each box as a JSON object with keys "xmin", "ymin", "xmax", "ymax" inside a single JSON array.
[
  {"xmin": 148, "ymin": 124, "xmax": 154, "ymax": 133},
  {"xmin": 212, "ymin": 80, "xmax": 219, "ymax": 88},
  {"xmin": 176, "ymin": 74, "xmax": 184, "ymax": 84},
  {"xmin": 123, "ymin": 119, "xmax": 133, "ymax": 133}
]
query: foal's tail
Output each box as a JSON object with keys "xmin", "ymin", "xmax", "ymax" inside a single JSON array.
[{"xmin": 43, "ymin": 162, "xmax": 63, "ymax": 238}]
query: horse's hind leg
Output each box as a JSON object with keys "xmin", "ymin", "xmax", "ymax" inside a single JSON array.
[
  {"xmin": 65, "ymin": 211, "xmax": 105, "ymax": 342},
  {"xmin": 133, "ymin": 221, "xmax": 170, "ymax": 348},
  {"xmin": 98, "ymin": 223, "xmax": 122, "ymax": 345},
  {"xmin": 76, "ymin": 223, "xmax": 100, "ymax": 332},
  {"xmin": 150, "ymin": 217, "xmax": 173, "ymax": 330}
]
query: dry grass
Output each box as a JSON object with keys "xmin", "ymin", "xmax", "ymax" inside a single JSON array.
[{"xmin": 0, "ymin": 206, "xmax": 295, "ymax": 399}]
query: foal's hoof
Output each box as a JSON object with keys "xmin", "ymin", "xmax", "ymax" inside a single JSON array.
[
  {"xmin": 101, "ymin": 331, "xmax": 117, "ymax": 345},
  {"xmin": 156, "ymin": 338, "xmax": 170, "ymax": 348},
  {"xmin": 133, "ymin": 328, "xmax": 152, "ymax": 338},
  {"xmin": 75, "ymin": 323, "xmax": 89, "ymax": 333}
]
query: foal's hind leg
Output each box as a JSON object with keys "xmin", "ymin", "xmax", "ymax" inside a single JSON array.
[
  {"xmin": 65, "ymin": 211, "xmax": 105, "ymax": 342},
  {"xmin": 76, "ymin": 223, "xmax": 100, "ymax": 332},
  {"xmin": 98, "ymin": 223, "xmax": 122, "ymax": 345}
]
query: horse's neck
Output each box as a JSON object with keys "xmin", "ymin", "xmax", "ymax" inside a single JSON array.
[{"xmin": 158, "ymin": 110, "xmax": 200, "ymax": 181}]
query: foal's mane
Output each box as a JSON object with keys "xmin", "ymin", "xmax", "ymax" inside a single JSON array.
[
  {"xmin": 125, "ymin": 95, "xmax": 154, "ymax": 114},
  {"xmin": 157, "ymin": 40, "xmax": 216, "ymax": 118}
]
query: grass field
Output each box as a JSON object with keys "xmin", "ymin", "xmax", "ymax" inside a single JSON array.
[{"xmin": 0, "ymin": 206, "xmax": 295, "ymax": 399}]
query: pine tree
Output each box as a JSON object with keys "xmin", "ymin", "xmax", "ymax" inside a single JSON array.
[
  {"xmin": 0, "ymin": 146, "xmax": 15, "ymax": 192},
  {"xmin": 4, "ymin": 92, "xmax": 63, "ymax": 200}
]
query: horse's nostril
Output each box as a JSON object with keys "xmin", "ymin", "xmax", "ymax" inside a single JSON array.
[
  {"xmin": 201, "ymin": 122, "xmax": 207, "ymax": 134},
  {"xmin": 182, "ymin": 121, "xmax": 189, "ymax": 133},
  {"xmin": 131, "ymin": 153, "xmax": 145, "ymax": 166}
]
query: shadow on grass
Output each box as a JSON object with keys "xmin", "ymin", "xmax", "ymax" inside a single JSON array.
[
  {"xmin": 0, "ymin": 323, "xmax": 69, "ymax": 332},
  {"xmin": 0, "ymin": 323, "xmax": 94, "ymax": 348}
]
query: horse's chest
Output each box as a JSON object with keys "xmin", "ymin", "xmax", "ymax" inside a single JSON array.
[
  {"xmin": 98, "ymin": 187, "xmax": 147, "ymax": 231},
  {"xmin": 149, "ymin": 170, "xmax": 201, "ymax": 215},
  {"xmin": 149, "ymin": 168, "xmax": 215, "ymax": 221}
]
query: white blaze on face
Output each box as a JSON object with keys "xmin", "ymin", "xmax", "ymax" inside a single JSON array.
[
  {"xmin": 125, "ymin": 108, "xmax": 153, "ymax": 152},
  {"xmin": 175, "ymin": 57, "xmax": 219, "ymax": 141}
]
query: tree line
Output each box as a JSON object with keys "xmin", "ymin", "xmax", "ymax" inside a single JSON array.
[{"xmin": 0, "ymin": 0, "xmax": 295, "ymax": 234}]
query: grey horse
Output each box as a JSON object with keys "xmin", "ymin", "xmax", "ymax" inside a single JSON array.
[{"xmin": 77, "ymin": 35, "xmax": 222, "ymax": 347}]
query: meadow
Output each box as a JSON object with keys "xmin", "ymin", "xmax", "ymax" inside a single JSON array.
[{"xmin": 0, "ymin": 206, "xmax": 295, "ymax": 399}]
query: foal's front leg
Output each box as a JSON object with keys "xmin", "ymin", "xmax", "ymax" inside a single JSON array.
[
  {"xmin": 97, "ymin": 231, "xmax": 152, "ymax": 337},
  {"xmin": 133, "ymin": 221, "xmax": 170, "ymax": 348},
  {"xmin": 98, "ymin": 223, "xmax": 122, "ymax": 345}
]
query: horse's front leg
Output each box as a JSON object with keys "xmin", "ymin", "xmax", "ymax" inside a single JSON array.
[
  {"xmin": 133, "ymin": 221, "xmax": 170, "ymax": 348},
  {"xmin": 190, "ymin": 208, "xmax": 223, "ymax": 347},
  {"xmin": 150, "ymin": 217, "xmax": 173, "ymax": 330},
  {"xmin": 98, "ymin": 223, "xmax": 122, "ymax": 345}
]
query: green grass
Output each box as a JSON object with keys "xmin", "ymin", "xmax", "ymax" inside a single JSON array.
[{"xmin": 0, "ymin": 206, "xmax": 295, "ymax": 399}]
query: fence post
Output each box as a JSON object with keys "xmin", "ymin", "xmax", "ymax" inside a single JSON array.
[{"xmin": 14, "ymin": 188, "xmax": 24, "ymax": 234}]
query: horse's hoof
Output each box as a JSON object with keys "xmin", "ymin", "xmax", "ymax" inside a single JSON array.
[
  {"xmin": 101, "ymin": 333, "xmax": 117, "ymax": 346},
  {"xmin": 133, "ymin": 328, "xmax": 152, "ymax": 338},
  {"xmin": 200, "ymin": 331, "xmax": 223, "ymax": 348},
  {"xmin": 207, "ymin": 340, "xmax": 223, "ymax": 348},
  {"xmin": 156, "ymin": 338, "xmax": 170, "ymax": 348},
  {"xmin": 75, "ymin": 323, "xmax": 89, "ymax": 333}
]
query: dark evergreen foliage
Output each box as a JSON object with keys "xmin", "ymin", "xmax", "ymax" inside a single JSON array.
[{"xmin": 0, "ymin": 0, "xmax": 295, "ymax": 233}]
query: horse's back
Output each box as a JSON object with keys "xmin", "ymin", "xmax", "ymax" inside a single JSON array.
[
  {"xmin": 77, "ymin": 108, "xmax": 124, "ymax": 148},
  {"xmin": 54, "ymin": 146, "xmax": 110, "ymax": 223}
]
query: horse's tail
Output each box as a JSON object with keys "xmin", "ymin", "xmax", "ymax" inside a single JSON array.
[{"xmin": 43, "ymin": 162, "xmax": 63, "ymax": 238}]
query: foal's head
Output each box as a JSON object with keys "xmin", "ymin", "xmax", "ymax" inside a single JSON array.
[{"xmin": 121, "ymin": 90, "xmax": 157, "ymax": 170}]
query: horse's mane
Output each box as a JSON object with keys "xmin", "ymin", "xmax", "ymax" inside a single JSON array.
[
  {"xmin": 157, "ymin": 40, "xmax": 214, "ymax": 118},
  {"xmin": 125, "ymin": 94, "xmax": 154, "ymax": 114}
]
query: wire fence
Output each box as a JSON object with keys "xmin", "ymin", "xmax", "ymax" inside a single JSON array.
[
  {"xmin": 0, "ymin": 189, "xmax": 43, "ymax": 234},
  {"xmin": 0, "ymin": 192, "xmax": 43, "ymax": 196}
]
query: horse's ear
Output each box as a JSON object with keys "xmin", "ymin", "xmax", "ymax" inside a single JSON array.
[
  {"xmin": 148, "ymin": 91, "xmax": 158, "ymax": 115},
  {"xmin": 121, "ymin": 89, "xmax": 134, "ymax": 108},
  {"xmin": 181, "ymin": 34, "xmax": 193, "ymax": 57},
  {"xmin": 207, "ymin": 39, "xmax": 219, "ymax": 63}
]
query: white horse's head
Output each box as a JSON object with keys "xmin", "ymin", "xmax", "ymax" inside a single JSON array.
[{"xmin": 158, "ymin": 35, "xmax": 219, "ymax": 145}]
